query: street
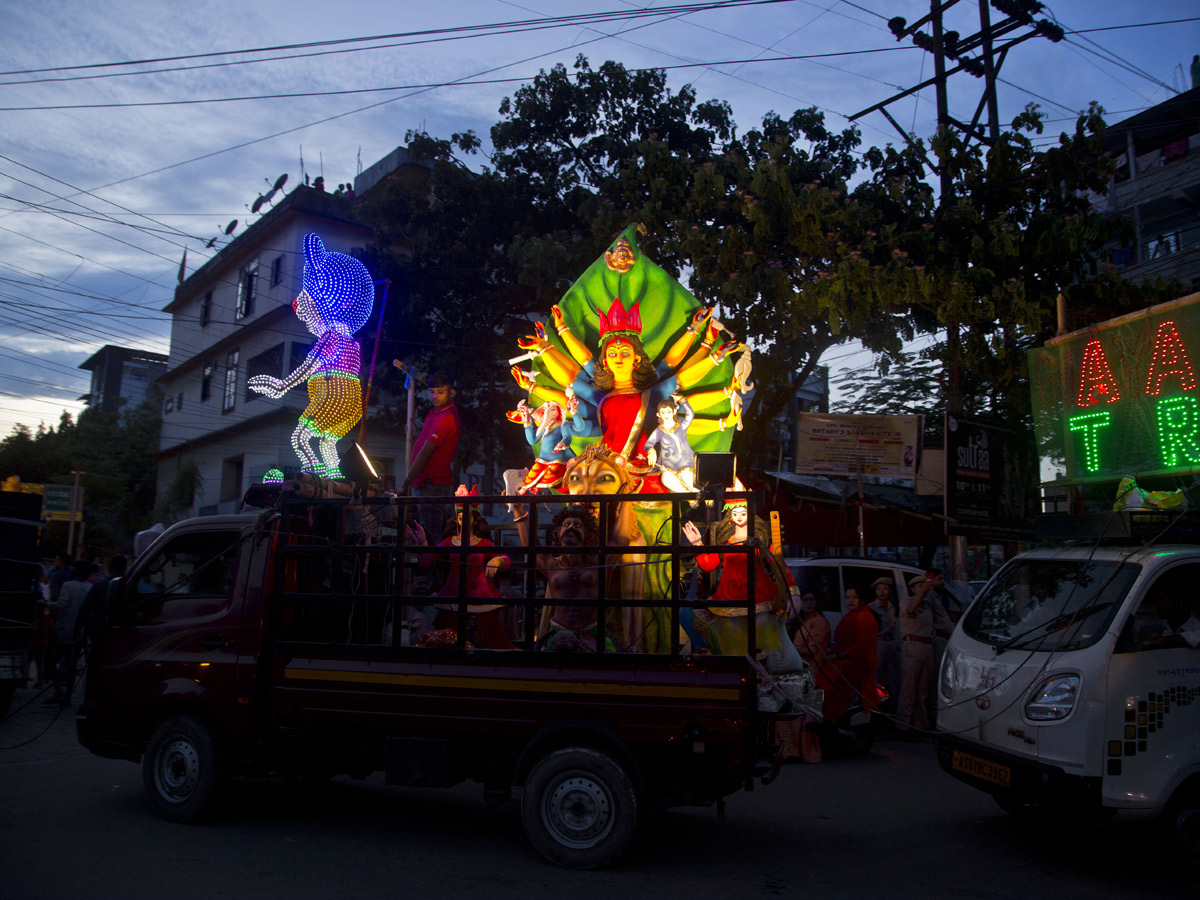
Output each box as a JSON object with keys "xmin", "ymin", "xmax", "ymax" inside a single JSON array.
[{"xmin": 0, "ymin": 682, "xmax": 1193, "ymax": 900}]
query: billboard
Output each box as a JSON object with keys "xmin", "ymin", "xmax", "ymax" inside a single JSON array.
[
  {"xmin": 1029, "ymin": 291, "xmax": 1200, "ymax": 485},
  {"xmin": 795, "ymin": 413, "xmax": 921, "ymax": 478},
  {"xmin": 944, "ymin": 415, "xmax": 1036, "ymax": 540}
]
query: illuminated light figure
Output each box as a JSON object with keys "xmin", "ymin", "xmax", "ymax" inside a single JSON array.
[
  {"xmin": 1157, "ymin": 395, "xmax": 1200, "ymax": 468},
  {"xmin": 1144, "ymin": 320, "xmax": 1198, "ymax": 397},
  {"xmin": 1068, "ymin": 410, "xmax": 1113, "ymax": 473},
  {"xmin": 1076, "ymin": 339, "xmax": 1121, "ymax": 407},
  {"xmin": 263, "ymin": 468, "xmax": 284, "ymax": 484},
  {"xmin": 248, "ymin": 233, "xmax": 374, "ymax": 479}
]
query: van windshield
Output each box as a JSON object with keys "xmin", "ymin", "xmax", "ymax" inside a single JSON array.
[{"xmin": 962, "ymin": 559, "xmax": 1140, "ymax": 652}]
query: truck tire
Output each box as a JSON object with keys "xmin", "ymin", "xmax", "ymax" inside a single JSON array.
[
  {"xmin": 142, "ymin": 715, "xmax": 224, "ymax": 823},
  {"xmin": 521, "ymin": 747, "xmax": 638, "ymax": 869}
]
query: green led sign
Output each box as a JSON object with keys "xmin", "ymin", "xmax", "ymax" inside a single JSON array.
[{"xmin": 1030, "ymin": 293, "xmax": 1200, "ymax": 484}]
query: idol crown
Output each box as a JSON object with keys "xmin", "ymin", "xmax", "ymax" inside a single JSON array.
[{"xmin": 598, "ymin": 298, "xmax": 642, "ymax": 341}]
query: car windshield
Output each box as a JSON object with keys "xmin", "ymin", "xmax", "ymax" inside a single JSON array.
[{"xmin": 962, "ymin": 558, "xmax": 1140, "ymax": 652}]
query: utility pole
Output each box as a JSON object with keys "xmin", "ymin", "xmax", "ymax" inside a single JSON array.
[
  {"xmin": 848, "ymin": 1, "xmax": 1063, "ymax": 591},
  {"xmin": 67, "ymin": 470, "xmax": 83, "ymax": 558}
]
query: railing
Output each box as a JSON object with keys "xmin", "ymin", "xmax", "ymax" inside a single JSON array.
[{"xmin": 270, "ymin": 489, "xmax": 768, "ymax": 658}]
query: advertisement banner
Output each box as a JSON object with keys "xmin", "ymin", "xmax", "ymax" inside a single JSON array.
[
  {"xmin": 944, "ymin": 415, "xmax": 1036, "ymax": 540},
  {"xmin": 795, "ymin": 413, "xmax": 921, "ymax": 478}
]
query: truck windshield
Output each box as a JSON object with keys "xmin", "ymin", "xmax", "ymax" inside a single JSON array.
[{"xmin": 961, "ymin": 558, "xmax": 1140, "ymax": 652}]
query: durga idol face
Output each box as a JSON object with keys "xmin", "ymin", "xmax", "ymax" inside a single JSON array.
[{"xmin": 603, "ymin": 338, "xmax": 641, "ymax": 388}]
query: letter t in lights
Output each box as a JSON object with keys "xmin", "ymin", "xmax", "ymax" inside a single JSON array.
[
  {"xmin": 1157, "ymin": 395, "xmax": 1200, "ymax": 468},
  {"xmin": 1068, "ymin": 410, "xmax": 1112, "ymax": 473}
]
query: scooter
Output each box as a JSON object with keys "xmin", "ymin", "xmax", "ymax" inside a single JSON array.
[{"xmin": 818, "ymin": 684, "xmax": 887, "ymax": 757}]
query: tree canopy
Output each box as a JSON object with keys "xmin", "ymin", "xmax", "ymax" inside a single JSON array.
[{"xmin": 359, "ymin": 55, "xmax": 1184, "ymax": 477}]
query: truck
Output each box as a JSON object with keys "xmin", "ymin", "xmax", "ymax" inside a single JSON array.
[
  {"xmin": 0, "ymin": 490, "xmax": 44, "ymax": 718},
  {"xmin": 77, "ymin": 485, "xmax": 817, "ymax": 868}
]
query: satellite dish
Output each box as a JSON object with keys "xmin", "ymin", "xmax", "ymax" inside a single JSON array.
[
  {"xmin": 251, "ymin": 195, "xmax": 266, "ymax": 214},
  {"xmin": 224, "ymin": 219, "xmax": 239, "ymax": 236},
  {"xmin": 273, "ymin": 173, "xmax": 288, "ymax": 192},
  {"xmin": 263, "ymin": 187, "xmax": 277, "ymax": 203}
]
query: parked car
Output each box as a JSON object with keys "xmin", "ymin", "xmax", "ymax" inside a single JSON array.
[{"xmin": 785, "ymin": 557, "xmax": 968, "ymax": 630}]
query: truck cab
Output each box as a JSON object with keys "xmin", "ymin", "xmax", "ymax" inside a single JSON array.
[{"xmin": 936, "ymin": 513, "xmax": 1200, "ymax": 869}]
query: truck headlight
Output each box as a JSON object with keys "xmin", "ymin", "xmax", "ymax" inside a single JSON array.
[
  {"xmin": 1025, "ymin": 674, "xmax": 1080, "ymax": 721},
  {"xmin": 939, "ymin": 651, "xmax": 956, "ymax": 702}
]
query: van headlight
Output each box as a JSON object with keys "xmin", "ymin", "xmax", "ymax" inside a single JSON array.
[
  {"xmin": 939, "ymin": 652, "xmax": 956, "ymax": 702},
  {"xmin": 1025, "ymin": 674, "xmax": 1080, "ymax": 721}
]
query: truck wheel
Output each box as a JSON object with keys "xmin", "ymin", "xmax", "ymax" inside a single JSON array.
[
  {"xmin": 521, "ymin": 748, "xmax": 638, "ymax": 869},
  {"xmin": 142, "ymin": 715, "xmax": 224, "ymax": 823}
]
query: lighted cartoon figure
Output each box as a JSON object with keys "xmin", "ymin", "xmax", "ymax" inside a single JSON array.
[{"xmin": 247, "ymin": 233, "xmax": 374, "ymax": 479}]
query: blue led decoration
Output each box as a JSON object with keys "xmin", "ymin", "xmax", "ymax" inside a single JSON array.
[{"xmin": 247, "ymin": 233, "xmax": 374, "ymax": 479}]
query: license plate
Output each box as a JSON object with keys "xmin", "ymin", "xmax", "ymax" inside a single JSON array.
[{"xmin": 952, "ymin": 749, "xmax": 1011, "ymax": 788}]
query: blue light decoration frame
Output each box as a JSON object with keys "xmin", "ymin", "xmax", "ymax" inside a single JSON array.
[{"xmin": 1029, "ymin": 291, "xmax": 1200, "ymax": 485}]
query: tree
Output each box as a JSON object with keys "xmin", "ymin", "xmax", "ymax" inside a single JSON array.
[{"xmin": 0, "ymin": 393, "xmax": 163, "ymax": 555}]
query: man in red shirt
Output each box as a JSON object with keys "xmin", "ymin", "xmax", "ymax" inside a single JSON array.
[{"xmin": 401, "ymin": 372, "xmax": 461, "ymax": 543}]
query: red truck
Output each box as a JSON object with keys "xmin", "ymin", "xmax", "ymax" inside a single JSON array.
[{"xmin": 77, "ymin": 488, "xmax": 814, "ymax": 868}]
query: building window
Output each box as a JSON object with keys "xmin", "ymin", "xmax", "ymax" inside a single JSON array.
[
  {"xmin": 165, "ymin": 396, "xmax": 174, "ymax": 414},
  {"xmin": 272, "ymin": 255, "xmax": 284, "ymax": 287},
  {"xmin": 177, "ymin": 392, "xmax": 183, "ymax": 411},
  {"xmin": 127, "ymin": 366, "xmax": 147, "ymax": 382},
  {"xmin": 200, "ymin": 290, "xmax": 212, "ymax": 326},
  {"xmin": 201, "ymin": 361, "xmax": 214, "ymax": 402},
  {"xmin": 223, "ymin": 349, "xmax": 239, "ymax": 413},
  {"xmin": 236, "ymin": 260, "xmax": 258, "ymax": 319},
  {"xmin": 245, "ymin": 344, "xmax": 284, "ymax": 402},
  {"xmin": 220, "ymin": 455, "xmax": 245, "ymax": 503}
]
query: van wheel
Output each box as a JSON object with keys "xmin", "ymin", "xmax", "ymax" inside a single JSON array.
[
  {"xmin": 521, "ymin": 748, "xmax": 638, "ymax": 869},
  {"xmin": 1158, "ymin": 788, "xmax": 1200, "ymax": 873},
  {"xmin": 0, "ymin": 681, "xmax": 15, "ymax": 720},
  {"xmin": 993, "ymin": 791, "xmax": 1047, "ymax": 820},
  {"xmin": 142, "ymin": 715, "xmax": 224, "ymax": 823}
]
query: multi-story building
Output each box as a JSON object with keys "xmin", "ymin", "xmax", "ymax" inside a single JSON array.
[
  {"xmin": 1101, "ymin": 86, "xmax": 1200, "ymax": 287},
  {"xmin": 156, "ymin": 147, "xmax": 428, "ymax": 516},
  {"xmin": 79, "ymin": 345, "xmax": 168, "ymax": 419}
]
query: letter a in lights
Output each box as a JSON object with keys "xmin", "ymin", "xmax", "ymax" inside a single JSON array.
[
  {"xmin": 1145, "ymin": 320, "xmax": 1197, "ymax": 396},
  {"xmin": 1076, "ymin": 340, "xmax": 1121, "ymax": 407}
]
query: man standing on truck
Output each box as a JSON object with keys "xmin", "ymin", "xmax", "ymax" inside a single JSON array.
[
  {"xmin": 513, "ymin": 501, "xmax": 616, "ymax": 651},
  {"xmin": 400, "ymin": 372, "xmax": 461, "ymax": 547}
]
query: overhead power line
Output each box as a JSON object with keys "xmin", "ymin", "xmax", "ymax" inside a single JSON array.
[
  {"xmin": 0, "ymin": 46, "xmax": 914, "ymax": 112},
  {"xmin": 0, "ymin": 0, "xmax": 788, "ymax": 77}
]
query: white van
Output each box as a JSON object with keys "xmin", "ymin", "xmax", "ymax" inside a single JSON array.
[
  {"xmin": 786, "ymin": 557, "xmax": 968, "ymax": 629},
  {"xmin": 936, "ymin": 540, "xmax": 1200, "ymax": 867}
]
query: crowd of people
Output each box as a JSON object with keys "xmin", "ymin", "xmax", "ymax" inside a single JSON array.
[{"xmin": 32, "ymin": 552, "xmax": 126, "ymax": 707}]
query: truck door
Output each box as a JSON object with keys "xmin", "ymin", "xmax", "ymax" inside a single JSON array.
[
  {"xmin": 1104, "ymin": 561, "xmax": 1200, "ymax": 808},
  {"xmin": 92, "ymin": 528, "xmax": 249, "ymax": 741}
]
